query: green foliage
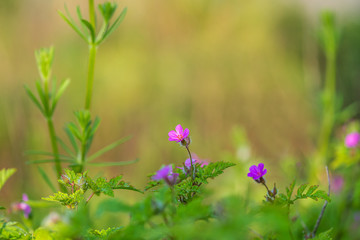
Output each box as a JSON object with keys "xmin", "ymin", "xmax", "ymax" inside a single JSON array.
[
  {"xmin": 43, "ymin": 169, "xmax": 141, "ymax": 207},
  {"xmin": 277, "ymin": 181, "xmax": 331, "ymax": 206},
  {"xmin": 0, "ymin": 168, "xmax": 16, "ymax": 192},
  {"xmin": 313, "ymin": 228, "xmax": 333, "ymax": 240},
  {"xmin": 58, "ymin": 2, "xmax": 127, "ymax": 45},
  {"xmin": 0, "ymin": 220, "xmax": 30, "ymax": 239},
  {"xmin": 88, "ymin": 227, "xmax": 123, "ymax": 239},
  {"xmin": 175, "ymin": 161, "xmax": 235, "ymax": 203},
  {"xmin": 42, "ymin": 189, "xmax": 85, "ymax": 209}
]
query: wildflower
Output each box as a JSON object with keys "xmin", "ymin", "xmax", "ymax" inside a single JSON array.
[
  {"xmin": 152, "ymin": 165, "xmax": 179, "ymax": 186},
  {"xmin": 247, "ymin": 163, "xmax": 267, "ymax": 182},
  {"xmin": 178, "ymin": 154, "xmax": 209, "ymax": 174},
  {"xmin": 168, "ymin": 124, "xmax": 190, "ymax": 145},
  {"xmin": 12, "ymin": 194, "xmax": 31, "ymax": 218},
  {"xmin": 345, "ymin": 132, "xmax": 360, "ymax": 148}
]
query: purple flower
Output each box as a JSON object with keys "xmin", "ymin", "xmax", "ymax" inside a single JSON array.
[
  {"xmin": 168, "ymin": 124, "xmax": 190, "ymax": 143},
  {"xmin": 178, "ymin": 154, "xmax": 209, "ymax": 175},
  {"xmin": 345, "ymin": 132, "xmax": 360, "ymax": 148},
  {"xmin": 12, "ymin": 194, "xmax": 31, "ymax": 218},
  {"xmin": 247, "ymin": 163, "xmax": 267, "ymax": 181},
  {"xmin": 152, "ymin": 165, "xmax": 179, "ymax": 186}
]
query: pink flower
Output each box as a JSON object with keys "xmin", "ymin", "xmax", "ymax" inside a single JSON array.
[
  {"xmin": 12, "ymin": 194, "xmax": 31, "ymax": 218},
  {"xmin": 345, "ymin": 132, "xmax": 360, "ymax": 148},
  {"xmin": 247, "ymin": 163, "xmax": 267, "ymax": 181},
  {"xmin": 168, "ymin": 124, "xmax": 189, "ymax": 143},
  {"xmin": 152, "ymin": 165, "xmax": 179, "ymax": 186}
]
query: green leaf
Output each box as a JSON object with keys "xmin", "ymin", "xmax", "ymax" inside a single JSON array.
[
  {"xmin": 37, "ymin": 166, "xmax": 57, "ymax": 192},
  {"xmin": 96, "ymin": 199, "xmax": 132, "ymax": 217},
  {"xmin": 286, "ymin": 180, "xmax": 296, "ymax": 199},
  {"xmin": 42, "ymin": 189, "xmax": 84, "ymax": 208},
  {"xmin": 305, "ymin": 185, "xmax": 319, "ymax": 196},
  {"xmin": 0, "ymin": 206, "xmax": 5, "ymax": 210},
  {"xmin": 98, "ymin": 7, "xmax": 127, "ymax": 44},
  {"xmin": 51, "ymin": 78, "xmax": 70, "ymax": 114},
  {"xmin": 0, "ymin": 168, "xmax": 16, "ymax": 191},
  {"xmin": 24, "ymin": 85, "xmax": 44, "ymax": 114},
  {"xmin": 312, "ymin": 190, "xmax": 331, "ymax": 202},
  {"xmin": 25, "ymin": 150, "xmax": 73, "ymax": 160},
  {"xmin": 87, "ymin": 135, "xmax": 132, "ymax": 162},
  {"xmin": 64, "ymin": 126, "xmax": 79, "ymax": 153},
  {"xmin": 81, "ymin": 19, "xmax": 96, "ymax": 43},
  {"xmin": 35, "ymin": 80, "xmax": 48, "ymax": 113},
  {"xmin": 26, "ymin": 159, "xmax": 74, "ymax": 164},
  {"xmin": 313, "ymin": 228, "xmax": 333, "ymax": 240},
  {"xmin": 58, "ymin": 6, "xmax": 87, "ymax": 42},
  {"xmin": 296, "ymin": 183, "xmax": 308, "ymax": 197},
  {"xmin": 34, "ymin": 227, "xmax": 53, "ymax": 240},
  {"xmin": 87, "ymin": 158, "xmax": 139, "ymax": 167}
]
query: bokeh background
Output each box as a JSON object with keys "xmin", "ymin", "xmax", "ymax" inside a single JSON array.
[{"xmin": 1, "ymin": 0, "xmax": 360, "ymax": 213}]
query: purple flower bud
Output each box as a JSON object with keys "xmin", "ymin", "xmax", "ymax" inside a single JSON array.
[
  {"xmin": 168, "ymin": 124, "xmax": 190, "ymax": 144},
  {"xmin": 152, "ymin": 165, "xmax": 179, "ymax": 186},
  {"xmin": 345, "ymin": 132, "xmax": 360, "ymax": 148},
  {"xmin": 247, "ymin": 163, "xmax": 267, "ymax": 181}
]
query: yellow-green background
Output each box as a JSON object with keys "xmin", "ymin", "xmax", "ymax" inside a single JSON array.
[{"xmin": 1, "ymin": 0, "xmax": 360, "ymax": 209}]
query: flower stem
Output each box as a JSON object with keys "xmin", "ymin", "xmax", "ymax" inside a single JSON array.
[
  {"xmin": 84, "ymin": 44, "xmax": 97, "ymax": 110},
  {"xmin": 86, "ymin": 192, "xmax": 95, "ymax": 204},
  {"xmin": 46, "ymin": 118, "xmax": 65, "ymax": 192},
  {"xmin": 185, "ymin": 145, "xmax": 195, "ymax": 180}
]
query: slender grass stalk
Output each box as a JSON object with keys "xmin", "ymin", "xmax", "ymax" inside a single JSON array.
[
  {"xmin": 47, "ymin": 118, "xmax": 62, "ymax": 179},
  {"xmin": 88, "ymin": 0, "xmax": 96, "ymax": 29},
  {"xmin": 84, "ymin": 0, "xmax": 98, "ymax": 110},
  {"xmin": 85, "ymin": 44, "xmax": 97, "ymax": 110}
]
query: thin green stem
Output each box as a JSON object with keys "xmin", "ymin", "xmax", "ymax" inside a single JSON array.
[
  {"xmin": 185, "ymin": 145, "xmax": 195, "ymax": 180},
  {"xmin": 88, "ymin": 0, "xmax": 96, "ymax": 29},
  {"xmin": 47, "ymin": 118, "xmax": 64, "ymax": 191},
  {"xmin": 84, "ymin": 44, "xmax": 97, "ymax": 110}
]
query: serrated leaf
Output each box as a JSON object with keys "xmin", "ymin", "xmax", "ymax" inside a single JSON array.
[
  {"xmin": 297, "ymin": 183, "xmax": 308, "ymax": 196},
  {"xmin": 286, "ymin": 180, "xmax": 296, "ymax": 199},
  {"xmin": 305, "ymin": 185, "xmax": 319, "ymax": 196},
  {"xmin": 313, "ymin": 228, "xmax": 333, "ymax": 240},
  {"xmin": 312, "ymin": 190, "xmax": 331, "ymax": 202}
]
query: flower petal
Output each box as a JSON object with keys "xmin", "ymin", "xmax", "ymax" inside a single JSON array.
[
  {"xmin": 183, "ymin": 128, "xmax": 190, "ymax": 138},
  {"xmin": 258, "ymin": 163, "xmax": 264, "ymax": 171},
  {"xmin": 175, "ymin": 124, "xmax": 183, "ymax": 135}
]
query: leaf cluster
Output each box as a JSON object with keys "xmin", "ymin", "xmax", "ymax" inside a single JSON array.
[
  {"xmin": 58, "ymin": 2, "xmax": 127, "ymax": 45},
  {"xmin": 42, "ymin": 169, "xmax": 141, "ymax": 208},
  {"xmin": 277, "ymin": 180, "xmax": 331, "ymax": 206}
]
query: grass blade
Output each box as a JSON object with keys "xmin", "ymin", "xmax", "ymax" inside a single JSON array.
[
  {"xmin": 87, "ymin": 135, "xmax": 132, "ymax": 162},
  {"xmin": 87, "ymin": 158, "xmax": 139, "ymax": 167},
  {"xmin": 37, "ymin": 166, "xmax": 56, "ymax": 192},
  {"xmin": 26, "ymin": 159, "xmax": 74, "ymax": 164},
  {"xmin": 24, "ymin": 85, "xmax": 44, "ymax": 114}
]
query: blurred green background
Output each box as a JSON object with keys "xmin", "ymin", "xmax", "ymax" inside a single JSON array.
[{"xmin": 1, "ymin": 0, "xmax": 360, "ymax": 208}]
